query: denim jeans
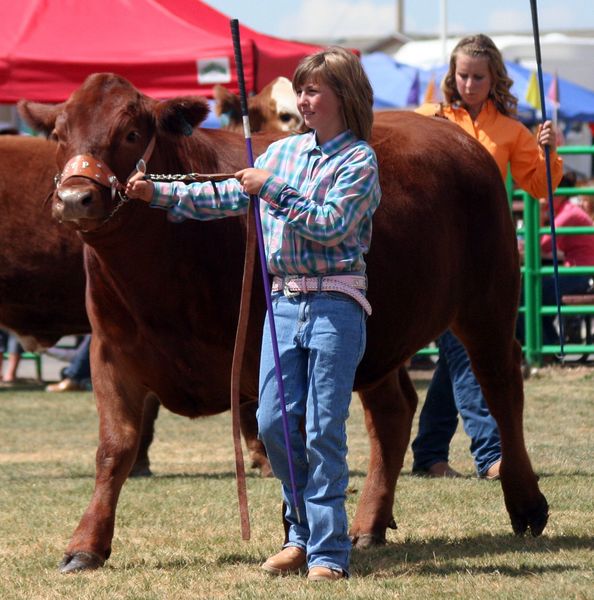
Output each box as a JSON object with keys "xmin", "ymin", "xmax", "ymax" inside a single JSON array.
[
  {"xmin": 257, "ymin": 291, "xmax": 366, "ymax": 574},
  {"xmin": 63, "ymin": 334, "xmax": 91, "ymax": 382},
  {"xmin": 412, "ymin": 330, "xmax": 501, "ymax": 476}
]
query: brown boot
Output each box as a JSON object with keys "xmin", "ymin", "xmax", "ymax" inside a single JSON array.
[
  {"xmin": 261, "ymin": 546, "xmax": 306, "ymax": 576},
  {"xmin": 426, "ymin": 461, "xmax": 463, "ymax": 478},
  {"xmin": 45, "ymin": 378, "xmax": 86, "ymax": 392},
  {"xmin": 482, "ymin": 460, "xmax": 501, "ymax": 480},
  {"xmin": 307, "ymin": 566, "xmax": 345, "ymax": 581}
]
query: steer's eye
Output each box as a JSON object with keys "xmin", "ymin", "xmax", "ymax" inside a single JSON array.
[{"xmin": 126, "ymin": 130, "xmax": 141, "ymax": 143}]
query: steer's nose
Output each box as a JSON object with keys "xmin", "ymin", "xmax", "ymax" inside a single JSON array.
[
  {"xmin": 58, "ymin": 186, "xmax": 93, "ymax": 206},
  {"xmin": 56, "ymin": 185, "xmax": 99, "ymax": 220}
]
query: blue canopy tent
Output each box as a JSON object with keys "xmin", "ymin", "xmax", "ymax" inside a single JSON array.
[
  {"xmin": 360, "ymin": 52, "xmax": 419, "ymax": 108},
  {"xmin": 505, "ymin": 61, "xmax": 594, "ymax": 123}
]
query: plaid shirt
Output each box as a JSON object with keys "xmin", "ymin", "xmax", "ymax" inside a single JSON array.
[{"xmin": 151, "ymin": 130, "xmax": 381, "ymax": 276}]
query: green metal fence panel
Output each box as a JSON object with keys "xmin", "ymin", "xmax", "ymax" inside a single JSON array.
[
  {"xmin": 517, "ymin": 143, "xmax": 594, "ymax": 365},
  {"xmin": 414, "ymin": 144, "xmax": 594, "ymax": 365}
]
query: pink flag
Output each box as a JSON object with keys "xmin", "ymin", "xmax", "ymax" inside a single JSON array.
[{"xmin": 547, "ymin": 72, "xmax": 560, "ymax": 106}]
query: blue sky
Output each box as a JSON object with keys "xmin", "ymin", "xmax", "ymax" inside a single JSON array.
[{"xmin": 202, "ymin": 0, "xmax": 594, "ymax": 40}]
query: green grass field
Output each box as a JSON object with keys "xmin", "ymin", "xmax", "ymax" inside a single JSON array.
[{"xmin": 0, "ymin": 366, "xmax": 592, "ymax": 599}]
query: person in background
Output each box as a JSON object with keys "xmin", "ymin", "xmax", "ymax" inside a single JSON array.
[
  {"xmin": 45, "ymin": 334, "xmax": 91, "ymax": 392},
  {"xmin": 517, "ymin": 171, "xmax": 594, "ymax": 347},
  {"xmin": 0, "ymin": 330, "xmax": 22, "ymax": 385},
  {"xmin": 412, "ymin": 33, "xmax": 563, "ymax": 480},
  {"xmin": 126, "ymin": 47, "xmax": 380, "ymax": 581}
]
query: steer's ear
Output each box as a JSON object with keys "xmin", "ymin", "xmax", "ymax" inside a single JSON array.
[
  {"xmin": 17, "ymin": 101, "xmax": 62, "ymax": 136},
  {"xmin": 213, "ymin": 85, "xmax": 265, "ymax": 131},
  {"xmin": 213, "ymin": 85, "xmax": 241, "ymax": 123},
  {"xmin": 155, "ymin": 97, "xmax": 210, "ymax": 136}
]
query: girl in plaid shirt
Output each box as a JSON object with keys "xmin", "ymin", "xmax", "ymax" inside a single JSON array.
[{"xmin": 127, "ymin": 46, "xmax": 380, "ymax": 581}]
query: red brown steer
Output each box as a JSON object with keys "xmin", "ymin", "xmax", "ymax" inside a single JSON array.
[
  {"xmin": 0, "ymin": 134, "xmax": 268, "ymax": 480},
  {"xmin": 0, "ymin": 135, "xmax": 87, "ymax": 348},
  {"xmin": 19, "ymin": 73, "xmax": 548, "ymax": 573}
]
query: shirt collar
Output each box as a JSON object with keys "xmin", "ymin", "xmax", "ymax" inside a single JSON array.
[
  {"xmin": 451, "ymin": 99, "xmax": 497, "ymax": 121},
  {"xmin": 300, "ymin": 129, "xmax": 358, "ymax": 157},
  {"xmin": 477, "ymin": 100, "xmax": 498, "ymax": 122}
]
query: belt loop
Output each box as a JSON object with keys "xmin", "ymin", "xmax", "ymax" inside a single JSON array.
[
  {"xmin": 301, "ymin": 275, "xmax": 307, "ymax": 294},
  {"xmin": 317, "ymin": 275, "xmax": 323, "ymax": 292}
]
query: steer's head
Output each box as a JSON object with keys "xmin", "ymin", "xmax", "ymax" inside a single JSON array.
[
  {"xmin": 18, "ymin": 73, "xmax": 210, "ymax": 233},
  {"xmin": 214, "ymin": 76, "xmax": 305, "ymax": 134}
]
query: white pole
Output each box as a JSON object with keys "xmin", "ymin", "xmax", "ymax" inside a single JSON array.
[
  {"xmin": 440, "ymin": 0, "xmax": 448, "ymax": 64},
  {"xmin": 395, "ymin": 0, "xmax": 404, "ymax": 33}
]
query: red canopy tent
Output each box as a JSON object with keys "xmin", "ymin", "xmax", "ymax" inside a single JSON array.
[
  {"xmin": 159, "ymin": 0, "xmax": 324, "ymax": 92},
  {"xmin": 0, "ymin": 0, "xmax": 322, "ymax": 103}
]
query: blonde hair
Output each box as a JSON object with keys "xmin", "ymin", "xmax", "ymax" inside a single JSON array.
[
  {"xmin": 292, "ymin": 46, "xmax": 374, "ymax": 141},
  {"xmin": 442, "ymin": 34, "xmax": 518, "ymax": 116}
]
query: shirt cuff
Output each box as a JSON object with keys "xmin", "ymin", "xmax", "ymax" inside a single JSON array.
[
  {"xmin": 150, "ymin": 182, "xmax": 176, "ymax": 209},
  {"xmin": 259, "ymin": 175, "xmax": 286, "ymax": 207}
]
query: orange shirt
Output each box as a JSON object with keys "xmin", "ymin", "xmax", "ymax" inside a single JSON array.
[{"xmin": 415, "ymin": 100, "xmax": 563, "ymax": 198}]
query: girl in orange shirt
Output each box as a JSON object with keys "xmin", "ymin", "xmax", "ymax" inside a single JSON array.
[{"xmin": 412, "ymin": 34, "xmax": 563, "ymax": 479}]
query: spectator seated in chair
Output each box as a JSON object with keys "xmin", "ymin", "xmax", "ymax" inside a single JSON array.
[
  {"xmin": 45, "ymin": 335, "xmax": 91, "ymax": 392},
  {"xmin": 517, "ymin": 171, "xmax": 594, "ymax": 347},
  {"xmin": 0, "ymin": 330, "xmax": 23, "ymax": 385}
]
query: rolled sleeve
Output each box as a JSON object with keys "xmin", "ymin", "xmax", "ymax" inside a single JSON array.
[
  {"xmin": 151, "ymin": 182, "xmax": 177, "ymax": 209},
  {"xmin": 259, "ymin": 174, "xmax": 286, "ymax": 204}
]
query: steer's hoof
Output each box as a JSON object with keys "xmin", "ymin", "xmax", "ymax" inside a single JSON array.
[
  {"xmin": 511, "ymin": 493, "xmax": 549, "ymax": 537},
  {"xmin": 59, "ymin": 551, "xmax": 105, "ymax": 573},
  {"xmin": 351, "ymin": 532, "xmax": 387, "ymax": 549},
  {"xmin": 351, "ymin": 518, "xmax": 397, "ymax": 549},
  {"xmin": 129, "ymin": 462, "xmax": 153, "ymax": 478},
  {"xmin": 250, "ymin": 456, "xmax": 273, "ymax": 478}
]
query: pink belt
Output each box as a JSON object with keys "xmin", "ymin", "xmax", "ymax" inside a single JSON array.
[{"xmin": 272, "ymin": 274, "xmax": 372, "ymax": 316}]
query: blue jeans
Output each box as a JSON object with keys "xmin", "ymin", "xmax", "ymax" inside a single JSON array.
[
  {"xmin": 412, "ymin": 331, "xmax": 501, "ymax": 476},
  {"xmin": 63, "ymin": 335, "xmax": 91, "ymax": 382},
  {"xmin": 257, "ymin": 291, "xmax": 366, "ymax": 574}
]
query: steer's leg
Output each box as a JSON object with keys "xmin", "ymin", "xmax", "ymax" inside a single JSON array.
[
  {"xmin": 350, "ymin": 366, "xmax": 418, "ymax": 548},
  {"xmin": 130, "ymin": 392, "xmax": 160, "ymax": 478},
  {"xmin": 59, "ymin": 363, "xmax": 146, "ymax": 573},
  {"xmin": 129, "ymin": 394, "xmax": 271, "ymax": 479},
  {"xmin": 455, "ymin": 301, "xmax": 548, "ymax": 536},
  {"xmin": 239, "ymin": 398, "xmax": 272, "ymax": 477}
]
